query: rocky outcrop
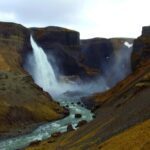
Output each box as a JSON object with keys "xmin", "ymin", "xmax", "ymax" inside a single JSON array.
[
  {"xmin": 132, "ymin": 26, "xmax": 150, "ymax": 70},
  {"xmin": 31, "ymin": 27, "xmax": 84, "ymax": 76},
  {"xmin": 80, "ymin": 38, "xmax": 133, "ymax": 75},
  {"xmin": 0, "ymin": 22, "xmax": 31, "ymax": 72},
  {"xmin": 80, "ymin": 38, "xmax": 114, "ymax": 71},
  {"xmin": 31, "ymin": 26, "xmax": 80, "ymax": 49}
]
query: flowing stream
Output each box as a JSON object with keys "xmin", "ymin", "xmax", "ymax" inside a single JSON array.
[
  {"xmin": 0, "ymin": 36, "xmax": 93, "ymax": 150},
  {"xmin": 0, "ymin": 96, "xmax": 93, "ymax": 150}
]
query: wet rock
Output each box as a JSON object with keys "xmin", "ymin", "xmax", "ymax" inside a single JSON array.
[
  {"xmin": 93, "ymin": 114, "xmax": 96, "ymax": 118},
  {"xmin": 63, "ymin": 107, "xmax": 70, "ymax": 116},
  {"xmin": 77, "ymin": 101, "xmax": 81, "ymax": 105},
  {"xmin": 47, "ymin": 138, "xmax": 55, "ymax": 143},
  {"xmin": 71, "ymin": 102, "xmax": 74, "ymax": 105},
  {"xmin": 51, "ymin": 132, "xmax": 61, "ymax": 138},
  {"xmin": 76, "ymin": 120, "xmax": 87, "ymax": 128},
  {"xmin": 67, "ymin": 124, "xmax": 74, "ymax": 132},
  {"xmin": 65, "ymin": 105, "xmax": 69, "ymax": 108},
  {"xmin": 75, "ymin": 114, "xmax": 82, "ymax": 118},
  {"xmin": 81, "ymin": 96, "xmax": 96, "ymax": 110},
  {"xmin": 28, "ymin": 140, "xmax": 41, "ymax": 146}
]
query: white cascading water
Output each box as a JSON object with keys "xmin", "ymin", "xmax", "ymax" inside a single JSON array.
[
  {"xmin": 24, "ymin": 36, "xmax": 110, "ymax": 96},
  {"xmin": 30, "ymin": 36, "xmax": 58, "ymax": 94}
]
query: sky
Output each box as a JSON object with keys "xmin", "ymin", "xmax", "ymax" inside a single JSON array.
[{"xmin": 0, "ymin": 0, "xmax": 149, "ymax": 39}]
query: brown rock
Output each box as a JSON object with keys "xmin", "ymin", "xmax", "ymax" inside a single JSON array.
[
  {"xmin": 28, "ymin": 140, "xmax": 41, "ymax": 146},
  {"xmin": 67, "ymin": 124, "xmax": 74, "ymax": 131},
  {"xmin": 75, "ymin": 114, "xmax": 82, "ymax": 118},
  {"xmin": 51, "ymin": 132, "xmax": 61, "ymax": 138},
  {"xmin": 76, "ymin": 120, "xmax": 87, "ymax": 128},
  {"xmin": 47, "ymin": 138, "xmax": 55, "ymax": 143}
]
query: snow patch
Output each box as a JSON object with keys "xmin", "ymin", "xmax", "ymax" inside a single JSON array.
[{"xmin": 124, "ymin": 41, "xmax": 133, "ymax": 48}]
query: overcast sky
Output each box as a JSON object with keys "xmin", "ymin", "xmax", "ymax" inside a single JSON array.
[{"xmin": 0, "ymin": 0, "xmax": 149, "ymax": 39}]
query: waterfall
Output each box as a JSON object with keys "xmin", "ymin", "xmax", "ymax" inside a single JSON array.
[
  {"xmin": 30, "ymin": 35, "xmax": 58, "ymax": 94},
  {"xmin": 25, "ymin": 36, "xmax": 111, "ymax": 97}
]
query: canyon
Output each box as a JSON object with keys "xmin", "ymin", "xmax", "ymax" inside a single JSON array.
[{"xmin": 0, "ymin": 22, "xmax": 150, "ymax": 150}]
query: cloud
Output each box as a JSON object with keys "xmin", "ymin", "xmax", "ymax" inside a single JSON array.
[
  {"xmin": 0, "ymin": 0, "xmax": 149, "ymax": 38},
  {"xmin": 0, "ymin": 12, "xmax": 16, "ymax": 22},
  {"xmin": 0, "ymin": 0, "xmax": 86, "ymax": 26}
]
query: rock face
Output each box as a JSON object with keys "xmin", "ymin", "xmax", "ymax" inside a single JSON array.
[
  {"xmin": 30, "ymin": 28, "xmax": 133, "ymax": 79},
  {"xmin": 80, "ymin": 38, "xmax": 133, "ymax": 74},
  {"xmin": 80, "ymin": 38, "xmax": 114, "ymax": 71},
  {"xmin": 31, "ymin": 27, "xmax": 84, "ymax": 76},
  {"xmin": 31, "ymin": 26, "xmax": 80, "ymax": 48},
  {"xmin": 132, "ymin": 26, "xmax": 150, "ymax": 70},
  {"xmin": 0, "ymin": 22, "xmax": 31, "ymax": 72},
  {"xmin": 0, "ymin": 22, "xmax": 66, "ymax": 138}
]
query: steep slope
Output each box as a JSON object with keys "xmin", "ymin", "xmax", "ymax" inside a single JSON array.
[
  {"xmin": 0, "ymin": 22, "xmax": 67, "ymax": 139},
  {"xmin": 25, "ymin": 26, "xmax": 150, "ymax": 150},
  {"xmin": 24, "ymin": 67, "xmax": 150, "ymax": 150},
  {"xmin": 92, "ymin": 118, "xmax": 150, "ymax": 150}
]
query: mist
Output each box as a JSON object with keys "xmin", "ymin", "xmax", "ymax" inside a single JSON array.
[
  {"xmin": 102, "ymin": 41, "xmax": 133, "ymax": 87},
  {"xmin": 24, "ymin": 36, "xmax": 133, "ymax": 98}
]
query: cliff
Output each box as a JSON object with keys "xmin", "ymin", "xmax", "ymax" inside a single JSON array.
[
  {"xmin": 31, "ymin": 27, "xmax": 84, "ymax": 76},
  {"xmin": 80, "ymin": 38, "xmax": 133, "ymax": 73},
  {"xmin": 0, "ymin": 22, "xmax": 31, "ymax": 72},
  {"xmin": 30, "ymin": 28, "xmax": 134, "ymax": 78},
  {"xmin": 132, "ymin": 26, "xmax": 150, "ymax": 70},
  {"xmin": 0, "ymin": 22, "xmax": 67, "ymax": 139}
]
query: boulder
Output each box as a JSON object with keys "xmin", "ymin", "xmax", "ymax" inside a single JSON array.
[
  {"xmin": 67, "ymin": 124, "xmax": 74, "ymax": 132},
  {"xmin": 76, "ymin": 120, "xmax": 87, "ymax": 128},
  {"xmin": 75, "ymin": 114, "xmax": 82, "ymax": 118}
]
